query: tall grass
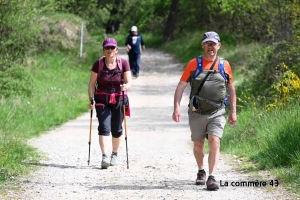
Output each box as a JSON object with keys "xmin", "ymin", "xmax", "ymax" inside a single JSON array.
[
  {"xmin": 0, "ymin": 47, "xmax": 98, "ymax": 185},
  {"xmin": 222, "ymin": 101, "xmax": 300, "ymax": 193}
]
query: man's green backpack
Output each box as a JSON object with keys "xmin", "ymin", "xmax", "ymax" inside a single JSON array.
[{"xmin": 189, "ymin": 56, "xmax": 229, "ymax": 115}]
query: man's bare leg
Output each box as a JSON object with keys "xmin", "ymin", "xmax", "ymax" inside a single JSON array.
[{"xmin": 207, "ymin": 134, "xmax": 220, "ymax": 175}]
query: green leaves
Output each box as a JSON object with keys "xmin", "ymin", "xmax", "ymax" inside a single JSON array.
[{"xmin": 0, "ymin": 65, "xmax": 34, "ymax": 98}]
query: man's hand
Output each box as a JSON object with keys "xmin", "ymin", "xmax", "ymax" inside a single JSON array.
[
  {"xmin": 172, "ymin": 110, "xmax": 181, "ymax": 122},
  {"xmin": 228, "ymin": 112, "xmax": 236, "ymax": 126},
  {"xmin": 126, "ymin": 45, "xmax": 131, "ymax": 52}
]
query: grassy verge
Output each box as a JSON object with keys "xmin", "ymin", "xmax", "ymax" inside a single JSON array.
[
  {"xmin": 222, "ymin": 102, "xmax": 300, "ymax": 196},
  {"xmin": 0, "ymin": 45, "xmax": 99, "ymax": 192}
]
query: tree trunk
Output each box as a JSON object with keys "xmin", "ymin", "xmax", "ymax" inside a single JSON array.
[
  {"xmin": 162, "ymin": 0, "xmax": 180, "ymax": 43},
  {"xmin": 98, "ymin": 0, "xmax": 124, "ymax": 34}
]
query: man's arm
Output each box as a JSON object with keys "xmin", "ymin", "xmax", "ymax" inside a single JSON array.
[
  {"xmin": 227, "ymin": 83, "xmax": 237, "ymax": 125},
  {"xmin": 172, "ymin": 81, "xmax": 188, "ymax": 122},
  {"xmin": 125, "ymin": 36, "xmax": 131, "ymax": 52}
]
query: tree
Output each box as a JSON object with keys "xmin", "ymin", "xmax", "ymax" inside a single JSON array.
[
  {"xmin": 99, "ymin": 0, "xmax": 125, "ymax": 34},
  {"xmin": 162, "ymin": 0, "xmax": 180, "ymax": 43}
]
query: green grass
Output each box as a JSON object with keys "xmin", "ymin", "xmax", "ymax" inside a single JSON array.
[
  {"xmin": 221, "ymin": 102, "xmax": 300, "ymax": 196},
  {"xmin": 0, "ymin": 44, "xmax": 99, "ymax": 189}
]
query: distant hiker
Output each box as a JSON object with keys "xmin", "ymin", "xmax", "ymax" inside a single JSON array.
[
  {"xmin": 125, "ymin": 25, "xmax": 145, "ymax": 78},
  {"xmin": 172, "ymin": 31, "xmax": 237, "ymax": 190},
  {"xmin": 88, "ymin": 38, "xmax": 132, "ymax": 169}
]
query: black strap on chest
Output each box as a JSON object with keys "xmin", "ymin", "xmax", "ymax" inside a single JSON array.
[
  {"xmin": 100, "ymin": 69, "xmax": 122, "ymax": 74},
  {"xmin": 196, "ymin": 56, "xmax": 218, "ymax": 95}
]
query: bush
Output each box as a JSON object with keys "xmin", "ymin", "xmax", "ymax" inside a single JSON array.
[
  {"xmin": 0, "ymin": 0, "xmax": 42, "ymax": 70},
  {"xmin": 0, "ymin": 65, "xmax": 34, "ymax": 98}
]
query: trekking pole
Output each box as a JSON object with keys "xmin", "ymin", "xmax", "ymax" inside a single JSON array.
[
  {"xmin": 87, "ymin": 99, "xmax": 93, "ymax": 165},
  {"xmin": 121, "ymin": 79, "xmax": 129, "ymax": 169}
]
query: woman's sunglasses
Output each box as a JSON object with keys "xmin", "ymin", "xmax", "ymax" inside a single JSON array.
[{"xmin": 104, "ymin": 46, "xmax": 116, "ymax": 50}]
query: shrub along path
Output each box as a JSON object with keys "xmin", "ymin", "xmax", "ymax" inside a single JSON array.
[{"xmin": 8, "ymin": 48, "xmax": 296, "ymax": 200}]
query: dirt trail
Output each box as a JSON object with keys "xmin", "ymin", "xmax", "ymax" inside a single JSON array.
[{"xmin": 7, "ymin": 48, "xmax": 295, "ymax": 200}]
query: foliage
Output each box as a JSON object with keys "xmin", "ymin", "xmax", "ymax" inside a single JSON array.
[
  {"xmin": 236, "ymin": 8, "xmax": 300, "ymax": 107},
  {"xmin": 217, "ymin": 0, "xmax": 292, "ymax": 42},
  {"xmin": 222, "ymin": 102, "xmax": 300, "ymax": 191},
  {"xmin": 0, "ymin": 65, "xmax": 34, "ymax": 98},
  {"xmin": 254, "ymin": 116, "xmax": 300, "ymax": 169},
  {"xmin": 0, "ymin": 131, "xmax": 39, "ymax": 182},
  {"xmin": 29, "ymin": 0, "xmax": 299, "ymax": 47},
  {"xmin": 35, "ymin": 13, "xmax": 90, "ymax": 52},
  {"xmin": 0, "ymin": 12, "xmax": 99, "ymax": 184},
  {"xmin": 0, "ymin": 0, "xmax": 57, "ymax": 71},
  {"xmin": 267, "ymin": 65, "xmax": 300, "ymax": 108},
  {"xmin": 0, "ymin": 49, "xmax": 97, "ymax": 182}
]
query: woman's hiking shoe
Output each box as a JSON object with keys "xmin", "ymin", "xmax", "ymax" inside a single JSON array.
[
  {"xmin": 206, "ymin": 175, "xmax": 219, "ymax": 190},
  {"xmin": 196, "ymin": 170, "xmax": 206, "ymax": 185},
  {"xmin": 110, "ymin": 154, "xmax": 118, "ymax": 166},
  {"xmin": 101, "ymin": 155, "xmax": 110, "ymax": 169}
]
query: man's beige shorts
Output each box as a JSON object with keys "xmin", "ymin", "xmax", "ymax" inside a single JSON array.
[{"xmin": 189, "ymin": 108, "xmax": 226, "ymax": 142}]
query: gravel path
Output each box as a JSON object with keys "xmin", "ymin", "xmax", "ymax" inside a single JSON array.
[{"xmin": 7, "ymin": 48, "xmax": 296, "ymax": 200}]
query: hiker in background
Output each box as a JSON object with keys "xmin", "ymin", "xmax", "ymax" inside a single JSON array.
[
  {"xmin": 125, "ymin": 25, "xmax": 145, "ymax": 78},
  {"xmin": 172, "ymin": 31, "xmax": 236, "ymax": 190},
  {"xmin": 88, "ymin": 38, "xmax": 132, "ymax": 169}
]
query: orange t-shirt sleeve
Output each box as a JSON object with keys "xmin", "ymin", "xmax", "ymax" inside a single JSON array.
[
  {"xmin": 180, "ymin": 58, "xmax": 197, "ymax": 82},
  {"xmin": 224, "ymin": 60, "xmax": 234, "ymax": 84}
]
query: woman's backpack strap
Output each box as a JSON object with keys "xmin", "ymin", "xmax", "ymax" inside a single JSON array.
[{"xmin": 97, "ymin": 56, "xmax": 123, "ymax": 80}]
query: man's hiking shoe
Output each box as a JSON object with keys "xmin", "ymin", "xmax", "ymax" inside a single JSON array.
[
  {"xmin": 101, "ymin": 155, "xmax": 110, "ymax": 169},
  {"xmin": 110, "ymin": 154, "xmax": 118, "ymax": 166},
  {"xmin": 196, "ymin": 170, "xmax": 206, "ymax": 185},
  {"xmin": 206, "ymin": 175, "xmax": 219, "ymax": 190}
]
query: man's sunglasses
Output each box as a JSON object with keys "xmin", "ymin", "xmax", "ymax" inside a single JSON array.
[{"xmin": 104, "ymin": 46, "xmax": 116, "ymax": 50}]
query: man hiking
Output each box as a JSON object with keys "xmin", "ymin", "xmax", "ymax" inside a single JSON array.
[
  {"xmin": 172, "ymin": 31, "xmax": 237, "ymax": 190},
  {"xmin": 125, "ymin": 26, "xmax": 145, "ymax": 78}
]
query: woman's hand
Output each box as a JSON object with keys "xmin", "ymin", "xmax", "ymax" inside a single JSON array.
[
  {"xmin": 89, "ymin": 98, "xmax": 94, "ymax": 110},
  {"xmin": 120, "ymin": 84, "xmax": 128, "ymax": 91}
]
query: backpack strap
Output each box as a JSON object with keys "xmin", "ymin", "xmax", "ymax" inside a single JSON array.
[
  {"xmin": 97, "ymin": 56, "xmax": 105, "ymax": 79},
  {"xmin": 189, "ymin": 56, "xmax": 217, "ymax": 111},
  {"xmin": 189, "ymin": 56, "xmax": 202, "ymax": 99},
  {"xmin": 219, "ymin": 58, "xmax": 227, "ymax": 82},
  {"xmin": 196, "ymin": 56, "xmax": 218, "ymax": 94},
  {"xmin": 192, "ymin": 56, "xmax": 203, "ymax": 80},
  {"xmin": 117, "ymin": 57, "xmax": 123, "ymax": 73},
  {"xmin": 97, "ymin": 56, "xmax": 123, "ymax": 80},
  {"xmin": 219, "ymin": 57, "xmax": 229, "ymax": 105}
]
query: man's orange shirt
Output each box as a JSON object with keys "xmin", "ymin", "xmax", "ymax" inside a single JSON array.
[{"xmin": 180, "ymin": 57, "xmax": 234, "ymax": 84}]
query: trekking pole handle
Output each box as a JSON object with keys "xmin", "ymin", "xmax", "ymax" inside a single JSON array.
[
  {"xmin": 90, "ymin": 97, "xmax": 94, "ymax": 117},
  {"xmin": 90, "ymin": 97, "xmax": 94, "ymax": 105},
  {"xmin": 121, "ymin": 79, "xmax": 125, "ymax": 101}
]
